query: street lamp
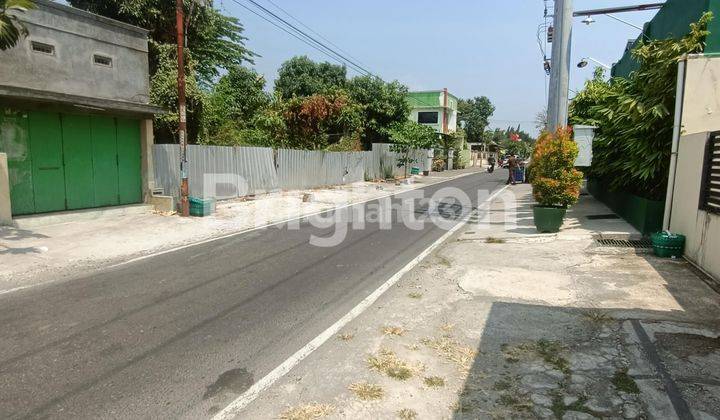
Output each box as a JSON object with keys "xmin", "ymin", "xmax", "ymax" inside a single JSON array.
[{"xmin": 577, "ymin": 57, "xmax": 611, "ymax": 70}]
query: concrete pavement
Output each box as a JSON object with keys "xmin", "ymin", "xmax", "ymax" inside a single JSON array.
[{"xmin": 0, "ymin": 169, "xmax": 505, "ymax": 419}]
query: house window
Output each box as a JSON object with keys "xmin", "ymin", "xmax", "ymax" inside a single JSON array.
[
  {"xmin": 700, "ymin": 131, "xmax": 720, "ymax": 214},
  {"xmin": 417, "ymin": 111, "xmax": 438, "ymax": 124},
  {"xmin": 93, "ymin": 54, "xmax": 113, "ymax": 67},
  {"xmin": 31, "ymin": 41, "xmax": 55, "ymax": 55}
]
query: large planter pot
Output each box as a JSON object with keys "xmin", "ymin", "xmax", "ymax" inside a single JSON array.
[{"xmin": 533, "ymin": 205, "xmax": 567, "ymax": 233}]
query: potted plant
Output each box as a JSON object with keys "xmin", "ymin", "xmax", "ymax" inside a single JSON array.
[{"xmin": 529, "ymin": 127, "xmax": 583, "ymax": 233}]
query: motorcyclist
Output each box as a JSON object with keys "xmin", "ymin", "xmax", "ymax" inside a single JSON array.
[{"xmin": 487, "ymin": 155, "xmax": 496, "ymax": 173}]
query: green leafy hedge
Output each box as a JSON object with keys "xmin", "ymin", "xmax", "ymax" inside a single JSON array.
[{"xmin": 569, "ymin": 13, "xmax": 711, "ymax": 200}]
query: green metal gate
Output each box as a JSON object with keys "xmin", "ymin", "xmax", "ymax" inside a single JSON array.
[{"xmin": 0, "ymin": 109, "xmax": 142, "ymax": 216}]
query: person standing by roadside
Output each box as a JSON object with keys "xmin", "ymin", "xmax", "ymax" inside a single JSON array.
[{"xmin": 506, "ymin": 154, "xmax": 518, "ymax": 185}]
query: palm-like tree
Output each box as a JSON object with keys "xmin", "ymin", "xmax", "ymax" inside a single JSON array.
[{"xmin": 0, "ymin": 0, "xmax": 34, "ymax": 51}]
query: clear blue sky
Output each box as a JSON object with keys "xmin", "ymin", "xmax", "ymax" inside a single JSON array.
[{"xmin": 222, "ymin": 0, "xmax": 658, "ymax": 135}]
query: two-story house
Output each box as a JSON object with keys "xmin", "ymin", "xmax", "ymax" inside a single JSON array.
[{"xmin": 0, "ymin": 0, "xmax": 162, "ymax": 222}]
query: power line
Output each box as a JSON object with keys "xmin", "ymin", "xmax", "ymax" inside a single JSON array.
[
  {"xmin": 227, "ymin": 0, "xmax": 368, "ymax": 75},
  {"xmin": 262, "ymin": 0, "xmax": 371, "ymax": 70},
  {"xmin": 232, "ymin": 0, "xmax": 374, "ymax": 76}
]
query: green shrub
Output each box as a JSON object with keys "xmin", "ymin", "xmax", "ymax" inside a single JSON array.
[{"xmin": 531, "ymin": 128, "xmax": 583, "ymax": 207}]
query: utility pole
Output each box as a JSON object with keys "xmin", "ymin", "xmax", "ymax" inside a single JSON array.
[
  {"xmin": 547, "ymin": 0, "xmax": 573, "ymax": 132},
  {"xmin": 176, "ymin": 0, "xmax": 189, "ymax": 217}
]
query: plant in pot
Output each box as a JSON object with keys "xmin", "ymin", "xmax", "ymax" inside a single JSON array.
[{"xmin": 529, "ymin": 127, "xmax": 583, "ymax": 233}]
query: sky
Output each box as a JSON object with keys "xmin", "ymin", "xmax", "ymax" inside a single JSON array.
[{"xmin": 219, "ymin": 0, "xmax": 658, "ymax": 136}]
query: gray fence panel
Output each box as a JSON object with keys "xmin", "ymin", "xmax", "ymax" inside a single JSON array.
[
  {"xmin": 234, "ymin": 146, "xmax": 278, "ymax": 194},
  {"xmin": 152, "ymin": 144, "xmax": 181, "ymax": 201},
  {"xmin": 153, "ymin": 143, "xmax": 429, "ymax": 202}
]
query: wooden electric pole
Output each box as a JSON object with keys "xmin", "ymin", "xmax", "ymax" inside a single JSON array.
[{"xmin": 176, "ymin": 0, "xmax": 189, "ymax": 217}]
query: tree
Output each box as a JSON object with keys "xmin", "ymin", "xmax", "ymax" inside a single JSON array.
[
  {"xmin": 149, "ymin": 42, "xmax": 207, "ymax": 144},
  {"xmin": 0, "ymin": 0, "xmax": 34, "ymax": 50},
  {"xmin": 205, "ymin": 66, "xmax": 269, "ymax": 132},
  {"xmin": 346, "ymin": 75, "xmax": 410, "ymax": 148},
  {"xmin": 389, "ymin": 121, "xmax": 437, "ymax": 177},
  {"xmin": 569, "ymin": 13, "xmax": 710, "ymax": 200},
  {"xmin": 457, "ymin": 96, "xmax": 495, "ymax": 143},
  {"xmin": 274, "ymin": 56, "xmax": 346, "ymax": 98},
  {"xmin": 282, "ymin": 91, "xmax": 363, "ymax": 150},
  {"xmin": 68, "ymin": 0, "xmax": 255, "ymax": 86}
]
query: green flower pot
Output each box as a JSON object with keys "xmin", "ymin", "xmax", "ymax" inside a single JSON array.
[{"xmin": 533, "ymin": 205, "xmax": 567, "ymax": 233}]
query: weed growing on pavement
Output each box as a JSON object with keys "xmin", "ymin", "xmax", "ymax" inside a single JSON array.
[
  {"xmin": 502, "ymin": 340, "xmax": 570, "ymax": 375},
  {"xmin": 551, "ymin": 391, "xmax": 591, "ymax": 419},
  {"xmin": 397, "ymin": 408, "xmax": 418, "ymax": 419},
  {"xmin": 424, "ymin": 376, "xmax": 446, "ymax": 387},
  {"xmin": 367, "ymin": 349, "xmax": 421, "ymax": 380},
  {"xmin": 407, "ymin": 291, "xmax": 423, "ymax": 299},
  {"xmin": 436, "ymin": 255, "xmax": 452, "ymax": 267},
  {"xmin": 382, "ymin": 326, "xmax": 406, "ymax": 336},
  {"xmin": 348, "ymin": 382, "xmax": 384, "ymax": 400},
  {"xmin": 280, "ymin": 402, "xmax": 334, "ymax": 420},
  {"xmin": 485, "ymin": 237, "xmax": 506, "ymax": 244},
  {"xmin": 421, "ymin": 336, "xmax": 477, "ymax": 370},
  {"xmin": 492, "ymin": 377, "xmax": 513, "ymax": 391},
  {"xmin": 582, "ymin": 309, "xmax": 615, "ymax": 325},
  {"xmin": 338, "ymin": 333, "xmax": 354, "ymax": 341},
  {"xmin": 612, "ymin": 367, "xmax": 640, "ymax": 394}
]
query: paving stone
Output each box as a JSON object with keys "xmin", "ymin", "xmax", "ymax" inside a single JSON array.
[
  {"xmin": 531, "ymin": 393, "xmax": 553, "ymax": 407},
  {"xmin": 564, "ymin": 395, "xmax": 579, "ymax": 406},
  {"xmin": 534, "ymin": 406, "xmax": 556, "ymax": 419},
  {"xmin": 585, "ymin": 397, "xmax": 617, "ymax": 415},
  {"xmin": 622, "ymin": 402, "xmax": 642, "ymax": 419},
  {"xmin": 562, "ymin": 410, "xmax": 597, "ymax": 420},
  {"xmin": 521, "ymin": 374, "xmax": 560, "ymax": 390}
]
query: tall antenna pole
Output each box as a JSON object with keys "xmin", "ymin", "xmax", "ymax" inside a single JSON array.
[
  {"xmin": 547, "ymin": 0, "xmax": 573, "ymax": 132},
  {"xmin": 176, "ymin": 0, "xmax": 189, "ymax": 217}
]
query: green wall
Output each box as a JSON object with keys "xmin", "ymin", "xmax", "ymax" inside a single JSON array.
[
  {"xmin": 407, "ymin": 91, "xmax": 458, "ymax": 110},
  {"xmin": 612, "ymin": 0, "xmax": 720, "ymax": 77}
]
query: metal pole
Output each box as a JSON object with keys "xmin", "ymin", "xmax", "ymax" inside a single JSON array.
[
  {"xmin": 662, "ymin": 58, "xmax": 687, "ymax": 231},
  {"xmin": 176, "ymin": 0, "xmax": 189, "ymax": 217},
  {"xmin": 547, "ymin": 0, "xmax": 573, "ymax": 132}
]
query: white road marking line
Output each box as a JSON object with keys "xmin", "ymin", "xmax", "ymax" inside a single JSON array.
[
  {"xmin": 212, "ymin": 184, "xmax": 509, "ymax": 420},
  {"xmin": 0, "ymin": 171, "xmax": 480, "ymax": 296}
]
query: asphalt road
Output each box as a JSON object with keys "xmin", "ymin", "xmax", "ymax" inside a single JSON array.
[{"xmin": 0, "ymin": 170, "xmax": 505, "ymax": 419}]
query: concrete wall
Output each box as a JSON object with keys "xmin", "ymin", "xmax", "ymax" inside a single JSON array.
[
  {"xmin": 0, "ymin": 0, "xmax": 150, "ymax": 105},
  {"xmin": 0, "ymin": 153, "xmax": 11, "ymax": 225},
  {"xmin": 669, "ymin": 132, "xmax": 720, "ymax": 280},
  {"xmin": 681, "ymin": 55, "xmax": 720, "ymax": 135}
]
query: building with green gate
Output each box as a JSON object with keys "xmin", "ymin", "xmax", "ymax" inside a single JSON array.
[{"xmin": 0, "ymin": 0, "xmax": 162, "ymax": 223}]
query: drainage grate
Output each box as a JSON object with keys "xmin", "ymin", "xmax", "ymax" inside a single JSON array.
[
  {"xmin": 587, "ymin": 214, "xmax": 620, "ymax": 220},
  {"xmin": 595, "ymin": 238, "xmax": 652, "ymax": 248}
]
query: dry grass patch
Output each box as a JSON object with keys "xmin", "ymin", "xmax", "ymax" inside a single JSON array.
[
  {"xmin": 279, "ymin": 402, "xmax": 334, "ymax": 420},
  {"xmin": 367, "ymin": 349, "xmax": 423, "ymax": 380},
  {"xmin": 407, "ymin": 291, "xmax": 423, "ymax": 299},
  {"xmin": 397, "ymin": 408, "xmax": 418, "ymax": 419},
  {"xmin": 424, "ymin": 376, "xmax": 446, "ymax": 388},
  {"xmin": 485, "ymin": 237, "xmax": 506, "ymax": 244},
  {"xmin": 348, "ymin": 382, "xmax": 384, "ymax": 400},
  {"xmin": 421, "ymin": 336, "xmax": 477, "ymax": 370},
  {"xmin": 337, "ymin": 333, "xmax": 354, "ymax": 341},
  {"xmin": 440, "ymin": 322, "xmax": 455, "ymax": 333},
  {"xmin": 382, "ymin": 325, "xmax": 406, "ymax": 336}
]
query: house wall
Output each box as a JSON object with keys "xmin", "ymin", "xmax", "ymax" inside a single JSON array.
[
  {"xmin": 668, "ymin": 56, "xmax": 720, "ymax": 281},
  {"xmin": 0, "ymin": 0, "xmax": 150, "ymax": 105},
  {"xmin": 669, "ymin": 132, "xmax": 720, "ymax": 281}
]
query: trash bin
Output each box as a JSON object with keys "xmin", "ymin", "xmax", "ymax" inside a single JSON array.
[
  {"xmin": 650, "ymin": 231, "xmax": 685, "ymax": 258},
  {"xmin": 189, "ymin": 197, "xmax": 215, "ymax": 217},
  {"xmin": 514, "ymin": 167, "xmax": 526, "ymax": 183}
]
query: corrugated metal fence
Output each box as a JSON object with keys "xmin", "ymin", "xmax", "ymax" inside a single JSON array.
[{"xmin": 153, "ymin": 143, "xmax": 429, "ymax": 201}]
